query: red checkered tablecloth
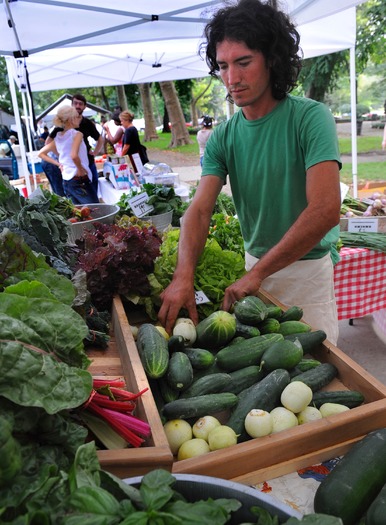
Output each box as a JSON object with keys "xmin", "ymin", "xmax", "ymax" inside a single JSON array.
[{"xmin": 334, "ymin": 247, "xmax": 386, "ymax": 320}]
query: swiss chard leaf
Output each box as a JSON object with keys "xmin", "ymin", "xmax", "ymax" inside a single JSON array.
[
  {"xmin": 0, "ymin": 286, "xmax": 90, "ymax": 368},
  {"xmin": 0, "ymin": 340, "xmax": 92, "ymax": 414}
]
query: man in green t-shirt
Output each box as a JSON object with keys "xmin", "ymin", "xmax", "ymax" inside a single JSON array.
[{"xmin": 158, "ymin": 0, "xmax": 342, "ymax": 344}]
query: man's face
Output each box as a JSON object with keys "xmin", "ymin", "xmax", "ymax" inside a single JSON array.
[{"xmin": 72, "ymin": 98, "xmax": 86, "ymax": 116}]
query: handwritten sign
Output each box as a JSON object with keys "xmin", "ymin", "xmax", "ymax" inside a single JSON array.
[
  {"xmin": 347, "ymin": 218, "xmax": 379, "ymax": 233},
  {"xmin": 128, "ymin": 192, "xmax": 154, "ymax": 218},
  {"xmin": 195, "ymin": 291, "xmax": 210, "ymax": 304}
]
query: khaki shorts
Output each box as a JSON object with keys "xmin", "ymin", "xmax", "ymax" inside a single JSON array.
[{"xmin": 245, "ymin": 252, "xmax": 339, "ymax": 345}]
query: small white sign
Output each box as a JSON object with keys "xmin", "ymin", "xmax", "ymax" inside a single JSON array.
[
  {"xmin": 128, "ymin": 192, "xmax": 154, "ymax": 218},
  {"xmin": 195, "ymin": 290, "xmax": 211, "ymax": 304},
  {"xmin": 348, "ymin": 218, "xmax": 379, "ymax": 233}
]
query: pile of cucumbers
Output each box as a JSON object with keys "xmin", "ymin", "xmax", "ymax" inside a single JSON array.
[{"xmin": 136, "ymin": 296, "xmax": 365, "ymax": 441}]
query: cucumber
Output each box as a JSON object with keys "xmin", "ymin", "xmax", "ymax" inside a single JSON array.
[
  {"xmin": 228, "ymin": 336, "xmax": 248, "ymax": 346},
  {"xmin": 235, "ymin": 320, "xmax": 261, "ymax": 339},
  {"xmin": 311, "ymin": 390, "xmax": 365, "ymax": 409},
  {"xmin": 158, "ymin": 377, "xmax": 180, "ymax": 403},
  {"xmin": 162, "ymin": 393, "xmax": 238, "ymax": 420},
  {"xmin": 168, "ymin": 335, "xmax": 186, "ymax": 352},
  {"xmin": 180, "ymin": 372, "xmax": 232, "ymax": 399},
  {"xmin": 183, "ymin": 347, "xmax": 215, "ymax": 370},
  {"xmin": 166, "ymin": 352, "xmax": 194, "ymax": 391},
  {"xmin": 284, "ymin": 330, "xmax": 327, "ymax": 353},
  {"xmin": 290, "ymin": 362, "xmax": 338, "ymax": 392},
  {"xmin": 226, "ymin": 369, "xmax": 290, "ymax": 441},
  {"xmin": 195, "ymin": 310, "xmax": 236, "ymax": 350},
  {"xmin": 136, "ymin": 323, "xmax": 169, "ymax": 379},
  {"xmin": 279, "ymin": 320, "xmax": 312, "ymax": 336},
  {"xmin": 280, "ymin": 305, "xmax": 304, "ymax": 322},
  {"xmin": 257, "ymin": 318, "xmax": 281, "ymax": 334},
  {"xmin": 266, "ymin": 305, "xmax": 283, "ymax": 319},
  {"xmin": 216, "ymin": 333, "xmax": 284, "ymax": 372},
  {"xmin": 225, "ymin": 365, "xmax": 265, "ymax": 395},
  {"xmin": 314, "ymin": 428, "xmax": 386, "ymax": 525},
  {"xmin": 366, "ymin": 481, "xmax": 386, "ymax": 525},
  {"xmin": 191, "ymin": 362, "xmax": 222, "ymax": 380},
  {"xmin": 234, "ymin": 296, "xmax": 269, "ymax": 326},
  {"xmin": 289, "ymin": 358, "xmax": 322, "ymax": 378},
  {"xmin": 261, "ymin": 339, "xmax": 303, "ymax": 372}
]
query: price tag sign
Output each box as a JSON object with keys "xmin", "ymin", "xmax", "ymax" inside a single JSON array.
[
  {"xmin": 128, "ymin": 192, "xmax": 154, "ymax": 218},
  {"xmin": 195, "ymin": 291, "xmax": 211, "ymax": 304},
  {"xmin": 347, "ymin": 218, "xmax": 379, "ymax": 233}
]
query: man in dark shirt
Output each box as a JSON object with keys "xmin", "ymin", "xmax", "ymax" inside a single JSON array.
[{"xmin": 72, "ymin": 93, "xmax": 104, "ymax": 192}]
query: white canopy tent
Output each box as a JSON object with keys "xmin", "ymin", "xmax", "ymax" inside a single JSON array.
[{"xmin": 0, "ymin": 0, "xmax": 366, "ymax": 194}]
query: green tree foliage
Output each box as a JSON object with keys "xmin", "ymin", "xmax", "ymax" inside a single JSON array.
[{"xmin": 356, "ymin": 0, "xmax": 386, "ymax": 69}]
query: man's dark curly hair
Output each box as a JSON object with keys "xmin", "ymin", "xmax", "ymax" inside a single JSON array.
[{"xmin": 200, "ymin": 0, "xmax": 302, "ymax": 101}]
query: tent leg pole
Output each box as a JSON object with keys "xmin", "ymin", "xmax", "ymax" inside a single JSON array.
[
  {"xmin": 350, "ymin": 45, "xmax": 358, "ymax": 199},
  {"xmin": 5, "ymin": 57, "xmax": 32, "ymax": 195}
]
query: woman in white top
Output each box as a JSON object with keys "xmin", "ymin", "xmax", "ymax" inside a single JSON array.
[
  {"xmin": 38, "ymin": 106, "xmax": 99, "ymax": 204},
  {"xmin": 197, "ymin": 116, "xmax": 214, "ymax": 167}
]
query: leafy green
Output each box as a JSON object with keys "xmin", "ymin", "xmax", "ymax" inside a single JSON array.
[
  {"xmin": 339, "ymin": 231, "xmax": 386, "ymax": 253},
  {"xmin": 209, "ymin": 213, "xmax": 244, "ymax": 256},
  {"xmin": 0, "ymin": 281, "xmax": 90, "ymax": 368}
]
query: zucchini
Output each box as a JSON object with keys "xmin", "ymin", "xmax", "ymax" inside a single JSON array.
[
  {"xmin": 366, "ymin": 481, "xmax": 386, "ymax": 525},
  {"xmin": 280, "ymin": 305, "xmax": 304, "ymax": 322},
  {"xmin": 279, "ymin": 320, "xmax": 312, "ymax": 336},
  {"xmin": 290, "ymin": 362, "xmax": 338, "ymax": 392},
  {"xmin": 195, "ymin": 310, "xmax": 236, "ymax": 350},
  {"xmin": 180, "ymin": 372, "xmax": 232, "ymax": 399},
  {"xmin": 226, "ymin": 368, "xmax": 290, "ymax": 441},
  {"xmin": 257, "ymin": 318, "xmax": 281, "ymax": 334},
  {"xmin": 235, "ymin": 320, "xmax": 261, "ymax": 339},
  {"xmin": 234, "ymin": 296, "xmax": 269, "ymax": 326},
  {"xmin": 266, "ymin": 305, "xmax": 283, "ymax": 319},
  {"xmin": 166, "ymin": 352, "xmax": 194, "ymax": 391},
  {"xmin": 311, "ymin": 390, "xmax": 365, "ymax": 409},
  {"xmin": 216, "ymin": 333, "xmax": 284, "ymax": 371},
  {"xmin": 284, "ymin": 330, "xmax": 327, "ymax": 353},
  {"xmin": 168, "ymin": 335, "xmax": 186, "ymax": 353},
  {"xmin": 136, "ymin": 323, "xmax": 169, "ymax": 379},
  {"xmin": 289, "ymin": 358, "xmax": 322, "ymax": 378},
  {"xmin": 314, "ymin": 428, "xmax": 386, "ymax": 525},
  {"xmin": 162, "ymin": 393, "xmax": 238, "ymax": 420},
  {"xmin": 183, "ymin": 347, "xmax": 215, "ymax": 370},
  {"xmin": 261, "ymin": 339, "xmax": 303, "ymax": 372},
  {"xmin": 225, "ymin": 365, "xmax": 265, "ymax": 395}
]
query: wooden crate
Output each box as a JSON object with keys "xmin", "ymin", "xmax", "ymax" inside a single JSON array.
[
  {"xmin": 123, "ymin": 290, "xmax": 386, "ymax": 483},
  {"xmin": 87, "ymin": 296, "xmax": 173, "ymax": 478}
]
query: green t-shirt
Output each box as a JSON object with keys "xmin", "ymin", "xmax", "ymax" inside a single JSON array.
[{"xmin": 202, "ymin": 95, "xmax": 341, "ymax": 260}]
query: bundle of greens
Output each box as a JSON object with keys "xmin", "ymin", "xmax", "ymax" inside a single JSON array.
[{"xmin": 339, "ymin": 231, "xmax": 386, "ymax": 254}]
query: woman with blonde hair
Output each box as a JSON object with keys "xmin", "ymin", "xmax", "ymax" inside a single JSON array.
[
  {"xmin": 120, "ymin": 110, "xmax": 148, "ymax": 167},
  {"xmin": 38, "ymin": 106, "xmax": 99, "ymax": 204}
]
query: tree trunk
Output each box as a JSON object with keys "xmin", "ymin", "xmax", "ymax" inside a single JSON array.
[
  {"xmin": 138, "ymin": 83, "xmax": 159, "ymax": 142},
  {"xmin": 159, "ymin": 81, "xmax": 193, "ymax": 147},
  {"xmin": 116, "ymin": 85, "xmax": 128, "ymax": 111}
]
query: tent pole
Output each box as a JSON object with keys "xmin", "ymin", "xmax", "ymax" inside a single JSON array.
[
  {"xmin": 21, "ymin": 90, "xmax": 37, "ymax": 190},
  {"xmin": 349, "ymin": 45, "xmax": 358, "ymax": 198},
  {"xmin": 5, "ymin": 57, "xmax": 32, "ymax": 195}
]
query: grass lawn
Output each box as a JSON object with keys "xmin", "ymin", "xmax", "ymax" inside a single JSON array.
[{"xmin": 340, "ymin": 162, "xmax": 385, "ymax": 186}]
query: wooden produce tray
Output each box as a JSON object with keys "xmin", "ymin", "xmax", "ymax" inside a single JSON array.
[
  {"xmin": 123, "ymin": 290, "xmax": 386, "ymax": 483},
  {"xmin": 340, "ymin": 215, "xmax": 386, "ymax": 233},
  {"xmin": 86, "ymin": 295, "xmax": 173, "ymax": 478}
]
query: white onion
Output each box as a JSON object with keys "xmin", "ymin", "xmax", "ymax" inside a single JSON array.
[
  {"xmin": 177, "ymin": 438, "xmax": 210, "ymax": 460},
  {"xmin": 319, "ymin": 403, "xmax": 350, "ymax": 417},
  {"xmin": 244, "ymin": 409, "xmax": 273, "ymax": 438},
  {"xmin": 297, "ymin": 406, "xmax": 323, "ymax": 425},
  {"xmin": 163, "ymin": 419, "xmax": 192, "ymax": 455},
  {"xmin": 207, "ymin": 425, "xmax": 238, "ymax": 450},
  {"xmin": 270, "ymin": 407, "xmax": 298, "ymax": 433},
  {"xmin": 280, "ymin": 381, "xmax": 313, "ymax": 413},
  {"xmin": 192, "ymin": 415, "xmax": 221, "ymax": 441}
]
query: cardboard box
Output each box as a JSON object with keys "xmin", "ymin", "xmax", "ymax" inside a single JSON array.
[
  {"xmin": 87, "ymin": 296, "xmax": 173, "ymax": 478},
  {"xmin": 123, "ymin": 290, "xmax": 386, "ymax": 483}
]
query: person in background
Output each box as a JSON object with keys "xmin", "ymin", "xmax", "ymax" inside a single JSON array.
[
  {"xmin": 71, "ymin": 93, "xmax": 104, "ymax": 193},
  {"xmin": 197, "ymin": 116, "xmax": 214, "ymax": 167},
  {"xmin": 0, "ymin": 135, "xmax": 17, "ymax": 157},
  {"xmin": 104, "ymin": 111, "xmax": 125, "ymax": 157},
  {"xmin": 158, "ymin": 0, "xmax": 342, "ymax": 345},
  {"xmin": 38, "ymin": 106, "xmax": 99, "ymax": 204},
  {"xmin": 40, "ymin": 126, "xmax": 49, "ymax": 141},
  {"xmin": 41, "ymin": 150, "xmax": 65, "ymax": 197},
  {"xmin": 382, "ymin": 100, "xmax": 386, "ymax": 151},
  {"xmin": 120, "ymin": 110, "xmax": 148, "ymax": 165}
]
